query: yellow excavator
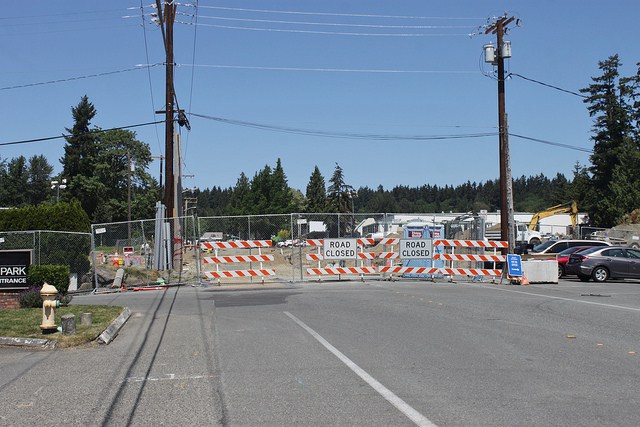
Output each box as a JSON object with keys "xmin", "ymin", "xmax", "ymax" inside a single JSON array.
[{"xmin": 528, "ymin": 201, "xmax": 579, "ymax": 234}]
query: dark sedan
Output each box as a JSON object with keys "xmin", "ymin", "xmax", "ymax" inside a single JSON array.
[
  {"xmin": 556, "ymin": 246, "xmax": 595, "ymax": 278},
  {"xmin": 565, "ymin": 246, "xmax": 640, "ymax": 282}
]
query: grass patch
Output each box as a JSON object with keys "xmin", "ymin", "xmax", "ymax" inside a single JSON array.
[{"xmin": 0, "ymin": 305, "xmax": 124, "ymax": 348}]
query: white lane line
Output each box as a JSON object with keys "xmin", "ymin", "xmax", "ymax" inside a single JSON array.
[
  {"xmin": 481, "ymin": 285, "xmax": 640, "ymax": 312},
  {"xmin": 284, "ymin": 311, "xmax": 436, "ymax": 427}
]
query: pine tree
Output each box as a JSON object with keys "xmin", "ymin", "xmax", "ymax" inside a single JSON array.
[
  {"xmin": 270, "ymin": 158, "xmax": 292, "ymax": 213},
  {"xmin": 581, "ymin": 55, "xmax": 638, "ymax": 226},
  {"xmin": 27, "ymin": 155, "xmax": 54, "ymax": 205},
  {"xmin": 305, "ymin": 166, "xmax": 326, "ymax": 213},
  {"xmin": 227, "ymin": 173, "xmax": 251, "ymax": 215},
  {"xmin": 61, "ymin": 95, "xmax": 97, "ymax": 179}
]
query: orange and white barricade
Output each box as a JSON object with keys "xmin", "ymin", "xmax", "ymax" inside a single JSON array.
[
  {"xmin": 432, "ymin": 239, "xmax": 506, "ymax": 281},
  {"xmin": 305, "ymin": 238, "xmax": 378, "ymax": 281},
  {"xmin": 201, "ymin": 240, "xmax": 274, "ymax": 285}
]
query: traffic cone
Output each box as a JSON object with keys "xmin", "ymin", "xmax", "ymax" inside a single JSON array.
[{"xmin": 520, "ymin": 275, "xmax": 529, "ymax": 285}]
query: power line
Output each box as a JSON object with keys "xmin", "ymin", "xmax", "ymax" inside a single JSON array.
[
  {"xmin": 139, "ymin": 0, "xmax": 163, "ymax": 154},
  {"xmin": 176, "ymin": 63, "xmax": 476, "ymax": 74},
  {"xmin": 179, "ymin": 13, "xmax": 475, "ymax": 29},
  {"xmin": 189, "ymin": 113, "xmax": 497, "ymax": 140},
  {"xmin": 0, "ymin": 121, "xmax": 164, "ymax": 147},
  {"xmin": 0, "ymin": 9, "xmax": 126, "ymax": 20},
  {"xmin": 184, "ymin": 0, "xmax": 200, "ymax": 164},
  {"xmin": 509, "ymin": 133, "xmax": 593, "ymax": 153},
  {"xmin": 175, "ymin": 21, "xmax": 470, "ymax": 36},
  {"xmin": 509, "ymin": 73, "xmax": 587, "ymax": 98},
  {"xmin": 191, "ymin": 5, "xmax": 482, "ymax": 20},
  {"xmin": 190, "ymin": 113, "xmax": 592, "ymax": 153},
  {"xmin": 0, "ymin": 64, "xmax": 161, "ymax": 91}
]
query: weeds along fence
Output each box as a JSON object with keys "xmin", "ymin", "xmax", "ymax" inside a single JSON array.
[
  {"xmin": 91, "ymin": 216, "xmax": 198, "ymax": 288},
  {"xmin": 0, "ymin": 230, "xmax": 92, "ymax": 283}
]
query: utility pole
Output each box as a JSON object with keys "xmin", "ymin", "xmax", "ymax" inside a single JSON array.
[
  {"xmin": 485, "ymin": 15, "xmax": 517, "ymax": 254},
  {"xmin": 127, "ymin": 149, "xmax": 132, "ymax": 245},
  {"xmin": 162, "ymin": 1, "xmax": 176, "ymax": 220}
]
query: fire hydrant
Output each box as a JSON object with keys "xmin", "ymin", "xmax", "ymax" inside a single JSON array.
[{"xmin": 40, "ymin": 282, "xmax": 61, "ymax": 333}]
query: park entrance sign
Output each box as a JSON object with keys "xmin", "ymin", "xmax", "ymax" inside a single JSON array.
[{"xmin": 0, "ymin": 250, "xmax": 32, "ymax": 290}]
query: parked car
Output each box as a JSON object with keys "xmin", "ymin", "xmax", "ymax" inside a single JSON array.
[
  {"xmin": 530, "ymin": 239, "xmax": 610, "ymax": 255},
  {"xmin": 556, "ymin": 246, "xmax": 598, "ymax": 278},
  {"xmin": 565, "ymin": 246, "xmax": 640, "ymax": 282}
]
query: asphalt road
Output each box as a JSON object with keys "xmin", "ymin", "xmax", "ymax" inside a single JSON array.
[{"xmin": 1, "ymin": 277, "xmax": 639, "ymax": 426}]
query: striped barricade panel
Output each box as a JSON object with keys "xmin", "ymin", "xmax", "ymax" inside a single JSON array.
[
  {"xmin": 200, "ymin": 240, "xmax": 272, "ymax": 250},
  {"xmin": 306, "ymin": 267, "xmax": 377, "ymax": 276},
  {"xmin": 378, "ymin": 266, "xmax": 440, "ymax": 275},
  {"xmin": 305, "ymin": 239, "xmax": 324, "ymax": 247},
  {"xmin": 433, "ymin": 254, "xmax": 505, "ymax": 262},
  {"xmin": 203, "ymin": 255, "xmax": 274, "ymax": 264},
  {"xmin": 357, "ymin": 252, "xmax": 378, "ymax": 260},
  {"xmin": 378, "ymin": 252, "xmax": 399, "ymax": 259},
  {"xmin": 358, "ymin": 238, "xmax": 376, "ymax": 246},
  {"xmin": 379, "ymin": 238, "xmax": 400, "ymax": 246},
  {"xmin": 204, "ymin": 269, "xmax": 276, "ymax": 279},
  {"xmin": 306, "ymin": 253, "xmax": 324, "ymax": 261},
  {"xmin": 433, "ymin": 239, "xmax": 508, "ymax": 248},
  {"xmin": 439, "ymin": 268, "xmax": 502, "ymax": 277}
]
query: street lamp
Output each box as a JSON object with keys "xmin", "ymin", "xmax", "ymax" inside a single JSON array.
[{"xmin": 51, "ymin": 178, "xmax": 67, "ymax": 202}]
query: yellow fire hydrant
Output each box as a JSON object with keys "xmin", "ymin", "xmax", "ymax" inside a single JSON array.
[{"xmin": 40, "ymin": 282, "xmax": 61, "ymax": 333}]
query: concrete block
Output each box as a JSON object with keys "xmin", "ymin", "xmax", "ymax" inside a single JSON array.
[{"xmin": 522, "ymin": 260, "xmax": 558, "ymax": 283}]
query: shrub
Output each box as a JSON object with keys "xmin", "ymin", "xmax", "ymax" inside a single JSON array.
[
  {"xmin": 28, "ymin": 265, "xmax": 71, "ymax": 295},
  {"xmin": 19, "ymin": 286, "xmax": 43, "ymax": 308}
]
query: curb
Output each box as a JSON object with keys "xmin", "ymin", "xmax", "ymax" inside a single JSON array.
[
  {"xmin": 0, "ymin": 306, "xmax": 131, "ymax": 349},
  {"xmin": 96, "ymin": 307, "xmax": 131, "ymax": 344},
  {"xmin": 0, "ymin": 336, "xmax": 57, "ymax": 349}
]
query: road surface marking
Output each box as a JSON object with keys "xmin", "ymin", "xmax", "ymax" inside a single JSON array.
[
  {"xmin": 482, "ymin": 285, "xmax": 640, "ymax": 312},
  {"xmin": 284, "ymin": 311, "xmax": 436, "ymax": 427},
  {"xmin": 123, "ymin": 374, "xmax": 215, "ymax": 383}
]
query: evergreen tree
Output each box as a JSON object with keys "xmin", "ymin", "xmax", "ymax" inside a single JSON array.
[
  {"xmin": 61, "ymin": 95, "xmax": 97, "ymax": 180},
  {"xmin": 305, "ymin": 166, "xmax": 327, "ymax": 213},
  {"xmin": 326, "ymin": 163, "xmax": 355, "ymax": 235},
  {"xmin": 581, "ymin": 55, "xmax": 635, "ymax": 226},
  {"xmin": 270, "ymin": 158, "xmax": 293, "ymax": 213},
  {"xmin": 326, "ymin": 163, "xmax": 352, "ymax": 213},
  {"xmin": 4, "ymin": 156, "xmax": 29, "ymax": 207},
  {"xmin": 60, "ymin": 97, "xmax": 155, "ymax": 222},
  {"xmin": 227, "ymin": 173, "xmax": 251, "ymax": 215},
  {"xmin": 27, "ymin": 155, "xmax": 54, "ymax": 205}
]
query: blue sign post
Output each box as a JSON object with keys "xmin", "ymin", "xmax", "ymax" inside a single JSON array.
[{"xmin": 507, "ymin": 254, "xmax": 523, "ymax": 277}]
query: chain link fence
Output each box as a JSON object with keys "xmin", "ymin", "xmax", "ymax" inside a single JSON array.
[
  {"xmin": 196, "ymin": 213, "xmax": 489, "ymax": 283},
  {"xmin": 91, "ymin": 216, "xmax": 198, "ymax": 289},
  {"xmin": 85, "ymin": 212, "xmax": 593, "ymax": 287},
  {"xmin": 0, "ymin": 230, "xmax": 92, "ymax": 288}
]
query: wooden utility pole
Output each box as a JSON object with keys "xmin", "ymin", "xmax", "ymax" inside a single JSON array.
[
  {"xmin": 486, "ymin": 16, "xmax": 516, "ymax": 254},
  {"xmin": 163, "ymin": 2, "xmax": 176, "ymax": 220}
]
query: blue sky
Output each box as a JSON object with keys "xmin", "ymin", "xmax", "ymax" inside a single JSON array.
[{"xmin": 1, "ymin": 1, "xmax": 639, "ymax": 193}]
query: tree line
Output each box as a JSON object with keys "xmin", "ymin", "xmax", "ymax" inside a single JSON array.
[{"xmin": 1, "ymin": 54, "xmax": 639, "ymax": 229}]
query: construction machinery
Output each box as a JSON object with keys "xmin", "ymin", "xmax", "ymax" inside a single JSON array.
[{"xmin": 528, "ymin": 201, "xmax": 579, "ymax": 235}]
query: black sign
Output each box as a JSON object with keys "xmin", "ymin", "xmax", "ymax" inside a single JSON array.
[{"xmin": 0, "ymin": 250, "xmax": 32, "ymax": 290}]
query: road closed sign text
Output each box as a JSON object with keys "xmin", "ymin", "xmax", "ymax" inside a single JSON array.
[
  {"xmin": 323, "ymin": 239, "xmax": 357, "ymax": 260},
  {"xmin": 399, "ymin": 239, "xmax": 432, "ymax": 259}
]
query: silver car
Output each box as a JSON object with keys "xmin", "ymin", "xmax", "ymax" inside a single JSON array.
[{"xmin": 565, "ymin": 246, "xmax": 640, "ymax": 282}]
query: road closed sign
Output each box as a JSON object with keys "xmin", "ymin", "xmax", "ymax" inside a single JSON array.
[
  {"xmin": 399, "ymin": 239, "xmax": 432, "ymax": 259},
  {"xmin": 323, "ymin": 238, "xmax": 357, "ymax": 260}
]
